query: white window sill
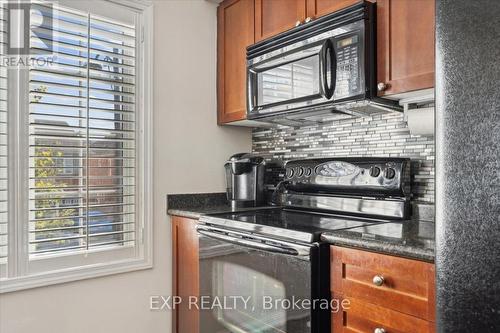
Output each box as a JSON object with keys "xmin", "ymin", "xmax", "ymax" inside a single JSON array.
[{"xmin": 0, "ymin": 257, "xmax": 152, "ymax": 294}]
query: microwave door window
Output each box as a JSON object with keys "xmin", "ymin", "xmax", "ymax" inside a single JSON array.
[{"xmin": 257, "ymin": 55, "xmax": 321, "ymax": 107}]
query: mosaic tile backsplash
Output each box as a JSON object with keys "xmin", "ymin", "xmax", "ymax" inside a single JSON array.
[{"xmin": 252, "ymin": 112, "xmax": 435, "ymax": 203}]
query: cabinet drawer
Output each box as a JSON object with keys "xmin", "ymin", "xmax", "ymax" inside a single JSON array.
[
  {"xmin": 332, "ymin": 294, "xmax": 435, "ymax": 333},
  {"xmin": 331, "ymin": 246, "xmax": 435, "ymax": 321}
]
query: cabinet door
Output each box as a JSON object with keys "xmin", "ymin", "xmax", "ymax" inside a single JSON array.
[
  {"xmin": 306, "ymin": 0, "xmax": 359, "ymax": 19},
  {"xmin": 172, "ymin": 216, "xmax": 199, "ymax": 333},
  {"xmin": 377, "ymin": 0, "xmax": 435, "ymax": 96},
  {"xmin": 331, "ymin": 246, "xmax": 436, "ymax": 321},
  {"xmin": 255, "ymin": 0, "xmax": 307, "ymax": 42},
  {"xmin": 217, "ymin": 0, "xmax": 254, "ymax": 124}
]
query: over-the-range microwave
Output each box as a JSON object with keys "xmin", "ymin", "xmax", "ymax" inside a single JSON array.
[{"xmin": 246, "ymin": 1, "xmax": 401, "ymax": 126}]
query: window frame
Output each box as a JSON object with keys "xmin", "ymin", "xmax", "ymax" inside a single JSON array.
[{"xmin": 0, "ymin": 0, "xmax": 154, "ymax": 293}]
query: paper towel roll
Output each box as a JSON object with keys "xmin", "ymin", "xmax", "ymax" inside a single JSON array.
[{"xmin": 406, "ymin": 107, "xmax": 434, "ymax": 136}]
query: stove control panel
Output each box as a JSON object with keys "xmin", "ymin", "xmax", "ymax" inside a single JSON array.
[{"xmin": 284, "ymin": 158, "xmax": 411, "ymax": 196}]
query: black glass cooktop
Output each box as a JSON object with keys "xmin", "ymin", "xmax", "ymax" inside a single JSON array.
[{"xmin": 199, "ymin": 207, "xmax": 394, "ymax": 243}]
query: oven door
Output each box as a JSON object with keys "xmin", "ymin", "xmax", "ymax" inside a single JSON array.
[{"xmin": 197, "ymin": 225, "xmax": 326, "ymax": 333}]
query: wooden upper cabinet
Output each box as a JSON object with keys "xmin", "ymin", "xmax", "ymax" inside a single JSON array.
[
  {"xmin": 377, "ymin": 0, "xmax": 435, "ymax": 96},
  {"xmin": 306, "ymin": 0, "xmax": 360, "ymax": 19},
  {"xmin": 217, "ymin": 0, "xmax": 255, "ymax": 124},
  {"xmin": 255, "ymin": 0, "xmax": 307, "ymax": 42},
  {"xmin": 217, "ymin": 0, "xmax": 436, "ymax": 124},
  {"xmin": 255, "ymin": 0, "xmax": 363, "ymax": 43}
]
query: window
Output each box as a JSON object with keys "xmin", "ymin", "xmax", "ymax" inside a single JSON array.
[
  {"xmin": 0, "ymin": 2, "xmax": 7, "ymax": 280},
  {"xmin": 1, "ymin": 0, "xmax": 153, "ymax": 293}
]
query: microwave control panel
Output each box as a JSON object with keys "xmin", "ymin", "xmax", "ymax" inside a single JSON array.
[{"xmin": 333, "ymin": 32, "xmax": 364, "ymax": 100}]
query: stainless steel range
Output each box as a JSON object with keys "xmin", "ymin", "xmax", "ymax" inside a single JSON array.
[{"xmin": 197, "ymin": 157, "xmax": 411, "ymax": 333}]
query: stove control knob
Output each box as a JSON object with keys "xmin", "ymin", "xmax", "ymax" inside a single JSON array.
[
  {"xmin": 296, "ymin": 167, "xmax": 304, "ymax": 177},
  {"xmin": 286, "ymin": 168, "xmax": 294, "ymax": 179},
  {"xmin": 369, "ymin": 167, "xmax": 381, "ymax": 177},
  {"xmin": 384, "ymin": 167, "xmax": 396, "ymax": 179},
  {"xmin": 304, "ymin": 167, "xmax": 312, "ymax": 177}
]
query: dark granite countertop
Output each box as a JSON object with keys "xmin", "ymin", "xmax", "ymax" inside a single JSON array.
[
  {"xmin": 167, "ymin": 193, "xmax": 435, "ymax": 262},
  {"xmin": 166, "ymin": 192, "xmax": 277, "ymax": 219},
  {"xmin": 321, "ymin": 219, "xmax": 435, "ymax": 262},
  {"xmin": 168, "ymin": 205, "xmax": 279, "ymax": 220},
  {"xmin": 168, "ymin": 206, "xmax": 231, "ymax": 219}
]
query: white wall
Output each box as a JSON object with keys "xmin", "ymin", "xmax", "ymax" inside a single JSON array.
[{"xmin": 0, "ymin": 1, "xmax": 252, "ymax": 332}]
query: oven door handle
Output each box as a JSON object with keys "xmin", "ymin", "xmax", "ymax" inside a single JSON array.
[{"xmin": 196, "ymin": 228, "xmax": 310, "ymax": 257}]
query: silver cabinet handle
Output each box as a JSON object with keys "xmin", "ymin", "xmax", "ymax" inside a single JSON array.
[
  {"xmin": 295, "ymin": 20, "xmax": 301, "ymax": 27},
  {"xmin": 372, "ymin": 275, "xmax": 385, "ymax": 286},
  {"xmin": 304, "ymin": 17, "xmax": 312, "ymax": 23},
  {"xmin": 374, "ymin": 328, "xmax": 386, "ymax": 333},
  {"xmin": 377, "ymin": 82, "xmax": 388, "ymax": 91}
]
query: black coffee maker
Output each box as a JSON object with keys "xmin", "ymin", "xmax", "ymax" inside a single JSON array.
[{"xmin": 225, "ymin": 153, "xmax": 266, "ymax": 209}]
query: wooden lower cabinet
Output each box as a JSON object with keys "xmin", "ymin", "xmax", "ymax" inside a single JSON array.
[
  {"xmin": 332, "ymin": 295, "xmax": 435, "ymax": 333},
  {"xmin": 172, "ymin": 216, "xmax": 199, "ymax": 333},
  {"xmin": 331, "ymin": 246, "xmax": 436, "ymax": 333}
]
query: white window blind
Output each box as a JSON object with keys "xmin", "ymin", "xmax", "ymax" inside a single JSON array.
[
  {"xmin": 29, "ymin": 3, "xmax": 136, "ymax": 256},
  {"xmin": 0, "ymin": 0, "xmax": 152, "ymax": 292},
  {"xmin": 0, "ymin": 3, "xmax": 7, "ymax": 277}
]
